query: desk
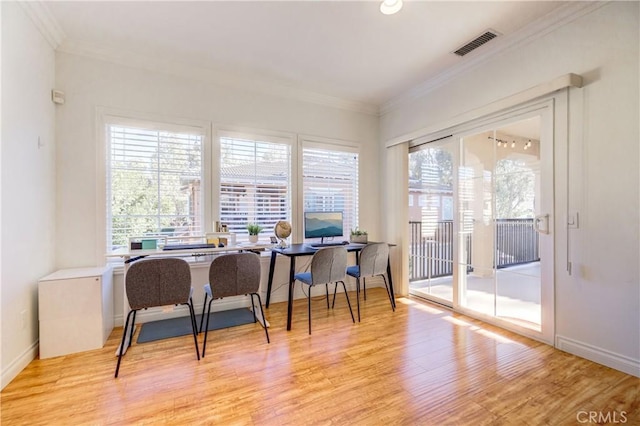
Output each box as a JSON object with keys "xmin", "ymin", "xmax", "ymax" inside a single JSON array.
[
  {"xmin": 107, "ymin": 243, "xmax": 272, "ymax": 354},
  {"xmin": 265, "ymin": 243, "xmax": 396, "ymax": 331}
]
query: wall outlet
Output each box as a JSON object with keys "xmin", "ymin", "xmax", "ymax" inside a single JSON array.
[{"xmin": 21, "ymin": 310, "xmax": 27, "ymax": 329}]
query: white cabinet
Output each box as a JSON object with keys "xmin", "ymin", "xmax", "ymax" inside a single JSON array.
[{"xmin": 38, "ymin": 266, "xmax": 113, "ymax": 359}]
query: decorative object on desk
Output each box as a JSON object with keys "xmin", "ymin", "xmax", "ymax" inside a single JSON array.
[
  {"xmin": 247, "ymin": 223, "xmax": 263, "ymax": 243},
  {"xmin": 274, "ymin": 220, "xmax": 292, "ymax": 248},
  {"xmin": 350, "ymin": 227, "xmax": 368, "ymax": 244},
  {"xmin": 128, "ymin": 235, "xmax": 167, "ymax": 251}
]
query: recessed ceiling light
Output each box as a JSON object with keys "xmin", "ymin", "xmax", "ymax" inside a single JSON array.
[{"xmin": 380, "ymin": 0, "xmax": 403, "ymax": 15}]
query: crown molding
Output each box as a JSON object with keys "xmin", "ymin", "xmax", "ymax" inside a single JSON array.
[
  {"xmin": 18, "ymin": 0, "xmax": 65, "ymax": 49},
  {"xmin": 57, "ymin": 40, "xmax": 379, "ymax": 116},
  {"xmin": 380, "ymin": 1, "xmax": 608, "ymax": 116}
]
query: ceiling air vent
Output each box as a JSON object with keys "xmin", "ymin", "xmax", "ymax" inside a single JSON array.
[{"xmin": 453, "ymin": 30, "xmax": 499, "ymax": 57}]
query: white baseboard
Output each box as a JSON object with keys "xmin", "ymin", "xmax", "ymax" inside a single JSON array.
[
  {"xmin": 1, "ymin": 340, "xmax": 39, "ymax": 390},
  {"xmin": 556, "ymin": 335, "xmax": 640, "ymax": 377}
]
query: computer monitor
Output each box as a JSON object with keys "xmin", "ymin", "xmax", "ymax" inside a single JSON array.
[{"xmin": 304, "ymin": 211, "xmax": 344, "ymax": 242}]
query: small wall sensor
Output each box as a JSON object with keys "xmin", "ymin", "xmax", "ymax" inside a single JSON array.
[{"xmin": 51, "ymin": 89, "xmax": 65, "ymax": 105}]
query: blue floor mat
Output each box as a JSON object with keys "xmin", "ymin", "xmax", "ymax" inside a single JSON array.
[{"xmin": 137, "ymin": 308, "xmax": 256, "ymax": 343}]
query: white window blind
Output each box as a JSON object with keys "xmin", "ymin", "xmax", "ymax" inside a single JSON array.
[
  {"xmin": 219, "ymin": 134, "xmax": 291, "ymax": 241},
  {"xmin": 107, "ymin": 123, "xmax": 204, "ymax": 250},
  {"xmin": 302, "ymin": 145, "xmax": 359, "ymax": 239}
]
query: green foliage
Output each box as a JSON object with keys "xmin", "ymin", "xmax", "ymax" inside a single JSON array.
[
  {"xmin": 350, "ymin": 227, "xmax": 367, "ymax": 236},
  {"xmin": 109, "ymin": 129, "xmax": 202, "ymax": 248},
  {"xmin": 495, "ymin": 159, "xmax": 535, "ymax": 219},
  {"xmin": 409, "ymin": 148, "xmax": 453, "ymax": 189},
  {"xmin": 247, "ymin": 223, "xmax": 263, "ymax": 235}
]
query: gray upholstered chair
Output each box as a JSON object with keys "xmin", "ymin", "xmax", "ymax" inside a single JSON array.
[
  {"xmin": 294, "ymin": 247, "xmax": 355, "ymax": 334},
  {"xmin": 345, "ymin": 242, "xmax": 394, "ymax": 322},
  {"xmin": 115, "ymin": 257, "xmax": 200, "ymax": 378},
  {"xmin": 200, "ymin": 252, "xmax": 269, "ymax": 357}
]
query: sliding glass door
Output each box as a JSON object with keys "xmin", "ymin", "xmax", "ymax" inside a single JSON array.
[{"xmin": 409, "ymin": 108, "xmax": 554, "ymax": 342}]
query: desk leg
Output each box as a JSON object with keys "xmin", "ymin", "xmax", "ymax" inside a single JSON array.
[
  {"xmin": 266, "ymin": 250, "xmax": 277, "ymax": 308},
  {"xmin": 387, "ymin": 260, "xmax": 396, "ymax": 309},
  {"xmin": 287, "ymin": 256, "xmax": 296, "ymax": 331}
]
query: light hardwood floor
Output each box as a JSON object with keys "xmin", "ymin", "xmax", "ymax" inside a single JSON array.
[{"xmin": 1, "ymin": 289, "xmax": 638, "ymax": 425}]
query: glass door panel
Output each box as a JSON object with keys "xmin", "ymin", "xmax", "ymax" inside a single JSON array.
[
  {"xmin": 458, "ymin": 130, "xmax": 497, "ymax": 316},
  {"xmin": 494, "ymin": 117, "xmax": 542, "ymax": 330},
  {"xmin": 408, "ymin": 140, "xmax": 455, "ymax": 305},
  {"xmin": 457, "ymin": 117, "xmax": 544, "ymax": 332}
]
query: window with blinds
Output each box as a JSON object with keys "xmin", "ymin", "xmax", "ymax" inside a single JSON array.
[
  {"xmin": 107, "ymin": 123, "xmax": 204, "ymax": 250},
  {"xmin": 219, "ymin": 133, "xmax": 291, "ymax": 241},
  {"xmin": 302, "ymin": 145, "xmax": 359, "ymax": 239}
]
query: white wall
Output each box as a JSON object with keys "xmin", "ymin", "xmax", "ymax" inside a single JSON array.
[
  {"xmin": 1, "ymin": 2, "xmax": 57, "ymax": 388},
  {"xmin": 380, "ymin": 2, "xmax": 639, "ymax": 376},
  {"xmin": 55, "ymin": 51, "xmax": 381, "ymax": 327},
  {"xmin": 55, "ymin": 52, "xmax": 380, "ymax": 269}
]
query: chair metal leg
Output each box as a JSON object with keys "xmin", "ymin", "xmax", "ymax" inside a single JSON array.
[
  {"xmin": 186, "ymin": 301, "xmax": 201, "ymax": 360},
  {"xmin": 128, "ymin": 310, "xmax": 137, "ymax": 348},
  {"xmin": 115, "ymin": 309, "xmax": 136, "ymax": 378},
  {"xmin": 188, "ymin": 298, "xmax": 198, "ymax": 336},
  {"xmin": 363, "ymin": 277, "xmax": 367, "ymax": 301},
  {"xmin": 340, "ymin": 281, "xmax": 355, "ymax": 323},
  {"xmin": 356, "ymin": 277, "xmax": 361, "ymax": 322},
  {"xmin": 249, "ymin": 293, "xmax": 258, "ymax": 323},
  {"xmin": 252, "ymin": 293, "xmax": 270, "ymax": 343},
  {"xmin": 382, "ymin": 274, "xmax": 395, "ymax": 312},
  {"xmin": 199, "ymin": 293, "xmax": 208, "ymax": 333},
  {"xmin": 331, "ymin": 283, "xmax": 338, "ymax": 309},
  {"xmin": 308, "ymin": 285, "xmax": 312, "ymax": 335},
  {"xmin": 325, "ymin": 284, "xmax": 330, "ymax": 310},
  {"xmin": 202, "ymin": 298, "xmax": 214, "ymax": 357}
]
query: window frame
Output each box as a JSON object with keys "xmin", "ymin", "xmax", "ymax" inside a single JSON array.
[
  {"xmin": 214, "ymin": 126, "xmax": 296, "ymax": 242},
  {"xmin": 98, "ymin": 111, "xmax": 362, "ymax": 259},
  {"xmin": 298, "ymin": 135, "xmax": 360, "ymax": 243},
  {"xmin": 97, "ymin": 108, "xmax": 212, "ymax": 261}
]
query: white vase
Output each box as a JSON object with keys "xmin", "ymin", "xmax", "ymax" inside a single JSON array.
[{"xmin": 248, "ymin": 234, "xmax": 259, "ymax": 243}]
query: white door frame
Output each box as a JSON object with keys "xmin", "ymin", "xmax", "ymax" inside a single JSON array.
[{"xmin": 409, "ymin": 96, "xmax": 558, "ymax": 344}]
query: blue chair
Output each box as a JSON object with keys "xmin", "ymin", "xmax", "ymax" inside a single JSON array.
[
  {"xmin": 294, "ymin": 247, "xmax": 355, "ymax": 334},
  {"xmin": 345, "ymin": 242, "xmax": 394, "ymax": 322}
]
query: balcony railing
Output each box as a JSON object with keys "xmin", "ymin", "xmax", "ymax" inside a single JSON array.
[{"xmin": 409, "ymin": 219, "xmax": 540, "ymax": 281}]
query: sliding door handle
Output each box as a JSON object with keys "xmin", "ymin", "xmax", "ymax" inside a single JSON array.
[{"xmin": 533, "ymin": 214, "xmax": 550, "ymax": 235}]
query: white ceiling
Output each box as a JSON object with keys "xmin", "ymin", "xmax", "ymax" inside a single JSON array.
[{"xmin": 44, "ymin": 1, "xmax": 572, "ymax": 112}]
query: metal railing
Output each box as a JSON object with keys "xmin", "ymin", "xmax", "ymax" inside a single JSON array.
[
  {"xmin": 409, "ymin": 219, "xmax": 539, "ymax": 281},
  {"xmin": 495, "ymin": 218, "xmax": 540, "ymax": 268}
]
